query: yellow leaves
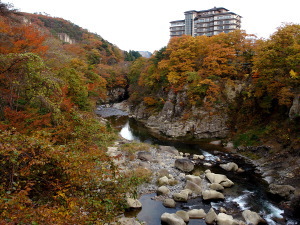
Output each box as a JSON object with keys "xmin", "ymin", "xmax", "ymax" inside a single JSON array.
[{"xmin": 290, "ymin": 69, "xmax": 299, "ymax": 79}]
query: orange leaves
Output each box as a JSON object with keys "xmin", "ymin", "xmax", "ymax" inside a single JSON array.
[
  {"xmin": 0, "ymin": 21, "xmax": 48, "ymax": 55},
  {"xmin": 143, "ymin": 97, "xmax": 157, "ymax": 106}
]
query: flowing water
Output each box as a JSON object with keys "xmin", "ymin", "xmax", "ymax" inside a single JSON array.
[{"xmin": 96, "ymin": 106, "xmax": 300, "ymax": 225}]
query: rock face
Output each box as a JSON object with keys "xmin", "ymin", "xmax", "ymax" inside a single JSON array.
[
  {"xmin": 132, "ymin": 89, "xmax": 229, "ymax": 139},
  {"xmin": 289, "ymin": 94, "xmax": 300, "ymax": 119},
  {"xmin": 268, "ymin": 184, "xmax": 295, "ymax": 200},
  {"xmin": 242, "ymin": 210, "xmax": 267, "ymax": 225},
  {"xmin": 174, "ymin": 159, "xmax": 194, "ymax": 172},
  {"xmin": 106, "ymin": 87, "xmax": 127, "ymax": 103},
  {"xmin": 161, "ymin": 212, "xmax": 186, "ymax": 225}
]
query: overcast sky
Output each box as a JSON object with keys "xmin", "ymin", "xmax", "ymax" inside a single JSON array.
[{"xmin": 3, "ymin": 0, "xmax": 300, "ymax": 53}]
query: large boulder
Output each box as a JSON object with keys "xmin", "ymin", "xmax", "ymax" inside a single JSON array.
[
  {"xmin": 221, "ymin": 178, "xmax": 234, "ymax": 188},
  {"xmin": 185, "ymin": 180, "xmax": 202, "ymax": 195},
  {"xmin": 175, "ymin": 159, "xmax": 194, "ymax": 172},
  {"xmin": 242, "ymin": 210, "xmax": 267, "ymax": 225},
  {"xmin": 206, "ymin": 172, "xmax": 227, "ymax": 184},
  {"xmin": 159, "ymin": 145, "xmax": 179, "ymax": 155},
  {"xmin": 157, "ymin": 186, "xmax": 170, "ymax": 195},
  {"xmin": 202, "ymin": 190, "xmax": 224, "ymax": 200},
  {"xmin": 205, "ymin": 208, "xmax": 217, "ymax": 224},
  {"xmin": 137, "ymin": 151, "xmax": 152, "ymax": 161},
  {"xmin": 220, "ymin": 162, "xmax": 239, "ymax": 172},
  {"xmin": 163, "ymin": 198, "xmax": 176, "ymax": 208},
  {"xmin": 126, "ymin": 198, "xmax": 142, "ymax": 209},
  {"xmin": 161, "ymin": 213, "xmax": 186, "ymax": 225},
  {"xmin": 187, "ymin": 209, "xmax": 206, "ymax": 219},
  {"xmin": 268, "ymin": 184, "xmax": 295, "ymax": 200},
  {"xmin": 216, "ymin": 213, "xmax": 239, "ymax": 225},
  {"xmin": 185, "ymin": 175, "xmax": 202, "ymax": 185},
  {"xmin": 205, "ymin": 172, "xmax": 234, "ymax": 187},
  {"xmin": 173, "ymin": 190, "xmax": 190, "ymax": 202},
  {"xmin": 176, "ymin": 210, "xmax": 189, "ymax": 223},
  {"xmin": 158, "ymin": 176, "xmax": 169, "ymax": 186},
  {"xmin": 117, "ymin": 217, "xmax": 141, "ymax": 225},
  {"xmin": 209, "ymin": 183, "xmax": 224, "ymax": 191}
]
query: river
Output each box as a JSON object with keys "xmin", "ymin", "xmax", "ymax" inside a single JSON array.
[{"xmin": 96, "ymin": 106, "xmax": 299, "ymax": 225}]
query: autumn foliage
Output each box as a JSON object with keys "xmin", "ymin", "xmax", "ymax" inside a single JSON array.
[
  {"xmin": 0, "ymin": 3, "xmax": 141, "ymax": 224},
  {"xmin": 128, "ymin": 24, "xmax": 300, "ymax": 144}
]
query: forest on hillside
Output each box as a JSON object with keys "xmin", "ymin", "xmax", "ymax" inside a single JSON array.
[
  {"xmin": 0, "ymin": 2, "xmax": 145, "ymax": 224},
  {"xmin": 128, "ymin": 26, "xmax": 300, "ymax": 148}
]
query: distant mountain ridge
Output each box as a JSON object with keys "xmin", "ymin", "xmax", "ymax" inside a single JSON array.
[{"xmin": 138, "ymin": 51, "xmax": 152, "ymax": 58}]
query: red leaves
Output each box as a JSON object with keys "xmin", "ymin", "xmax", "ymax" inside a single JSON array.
[{"xmin": 0, "ymin": 20, "xmax": 48, "ymax": 55}]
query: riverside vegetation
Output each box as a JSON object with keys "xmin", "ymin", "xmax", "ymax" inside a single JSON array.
[{"xmin": 1, "ymin": 1, "xmax": 300, "ymax": 224}]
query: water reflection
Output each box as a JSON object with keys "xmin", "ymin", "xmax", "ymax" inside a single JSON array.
[{"xmin": 120, "ymin": 122, "xmax": 135, "ymax": 140}]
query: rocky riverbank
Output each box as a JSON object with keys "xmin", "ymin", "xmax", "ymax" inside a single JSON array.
[
  {"xmin": 111, "ymin": 101, "xmax": 300, "ymax": 221},
  {"xmin": 105, "ymin": 135, "xmax": 298, "ymax": 225}
]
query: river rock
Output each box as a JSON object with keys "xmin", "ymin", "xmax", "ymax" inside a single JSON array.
[
  {"xmin": 158, "ymin": 176, "xmax": 169, "ymax": 186},
  {"xmin": 157, "ymin": 168, "xmax": 170, "ymax": 178},
  {"xmin": 210, "ymin": 140, "xmax": 222, "ymax": 145},
  {"xmin": 176, "ymin": 210, "xmax": 189, "ymax": 222},
  {"xmin": 163, "ymin": 198, "xmax": 176, "ymax": 208},
  {"xmin": 157, "ymin": 186, "xmax": 170, "ymax": 195},
  {"xmin": 184, "ymin": 180, "xmax": 202, "ymax": 195},
  {"xmin": 220, "ymin": 162, "xmax": 239, "ymax": 172},
  {"xmin": 202, "ymin": 190, "xmax": 224, "ymax": 200},
  {"xmin": 205, "ymin": 172, "xmax": 226, "ymax": 184},
  {"xmin": 187, "ymin": 209, "xmax": 206, "ymax": 219},
  {"xmin": 117, "ymin": 217, "xmax": 141, "ymax": 225},
  {"xmin": 268, "ymin": 184, "xmax": 295, "ymax": 200},
  {"xmin": 216, "ymin": 213, "xmax": 238, "ymax": 225},
  {"xmin": 173, "ymin": 190, "xmax": 189, "ymax": 202},
  {"xmin": 137, "ymin": 151, "xmax": 152, "ymax": 161},
  {"xmin": 209, "ymin": 183, "xmax": 225, "ymax": 191},
  {"xmin": 185, "ymin": 175, "xmax": 202, "ymax": 185},
  {"xmin": 161, "ymin": 212, "xmax": 186, "ymax": 225},
  {"xmin": 126, "ymin": 198, "xmax": 142, "ymax": 209},
  {"xmin": 159, "ymin": 145, "xmax": 179, "ymax": 155},
  {"xmin": 221, "ymin": 178, "xmax": 234, "ymax": 188},
  {"xmin": 193, "ymin": 154, "xmax": 204, "ymax": 160},
  {"xmin": 175, "ymin": 159, "xmax": 194, "ymax": 172},
  {"xmin": 205, "ymin": 172, "xmax": 234, "ymax": 187},
  {"xmin": 242, "ymin": 210, "xmax": 267, "ymax": 225},
  {"xmin": 205, "ymin": 208, "xmax": 217, "ymax": 224}
]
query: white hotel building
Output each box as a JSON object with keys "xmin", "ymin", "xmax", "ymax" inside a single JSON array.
[{"xmin": 170, "ymin": 7, "xmax": 241, "ymax": 37}]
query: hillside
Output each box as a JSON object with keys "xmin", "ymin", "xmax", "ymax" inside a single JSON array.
[
  {"xmin": 124, "ymin": 26, "xmax": 300, "ymax": 215},
  {"xmin": 0, "ymin": 2, "xmax": 147, "ymax": 224}
]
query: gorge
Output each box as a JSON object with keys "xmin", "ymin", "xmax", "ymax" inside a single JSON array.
[{"xmin": 96, "ymin": 104, "xmax": 300, "ymax": 225}]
